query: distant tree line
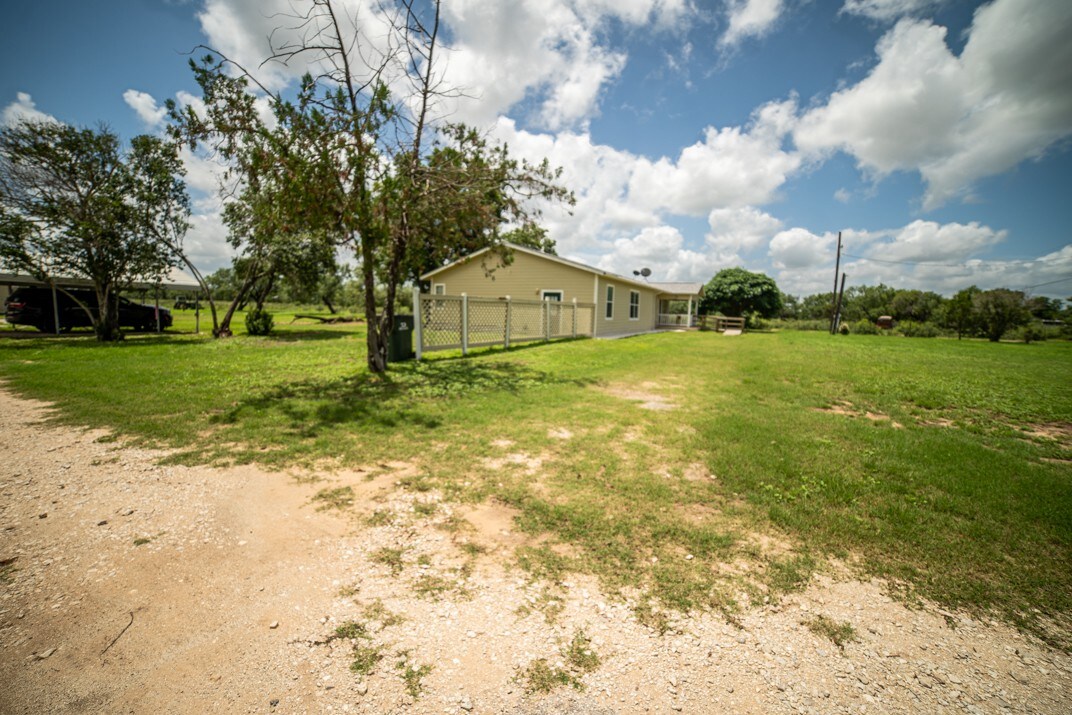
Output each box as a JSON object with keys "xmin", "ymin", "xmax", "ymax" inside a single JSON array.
[{"xmin": 700, "ymin": 268, "xmax": 1068, "ymax": 342}]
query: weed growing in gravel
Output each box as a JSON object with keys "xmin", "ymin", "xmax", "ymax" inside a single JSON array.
[
  {"xmin": 371, "ymin": 547, "xmax": 405, "ymax": 575},
  {"xmin": 0, "ymin": 559, "xmax": 17, "ymax": 584},
  {"xmin": 337, "ymin": 584, "xmax": 359, "ymax": 598},
  {"xmin": 312, "ymin": 486, "xmax": 354, "ymax": 511},
  {"xmin": 366, "ymin": 509, "xmax": 393, "ymax": 526},
  {"xmin": 519, "ymin": 630, "xmax": 601, "ymax": 694},
  {"xmin": 458, "ymin": 541, "xmax": 487, "ymax": 557},
  {"xmin": 333, "ymin": 621, "xmax": 368, "ymax": 640},
  {"xmin": 361, "ymin": 599, "xmax": 405, "ymax": 627},
  {"xmin": 633, "ymin": 599, "xmax": 672, "ymax": 635},
  {"xmin": 413, "ymin": 500, "xmax": 438, "ymax": 517},
  {"xmin": 520, "ymin": 659, "xmax": 575, "ymax": 694},
  {"xmin": 413, "ymin": 573, "xmax": 465, "ymax": 600},
  {"xmin": 133, "ymin": 537, "xmax": 152, "ymax": 546},
  {"xmin": 516, "ymin": 586, "xmax": 565, "ymax": 624},
  {"xmin": 564, "ymin": 630, "xmax": 600, "ymax": 672},
  {"xmin": 397, "ymin": 473, "xmax": 433, "ymax": 492},
  {"xmin": 804, "ymin": 615, "xmax": 858, "ymax": 651},
  {"xmin": 349, "ymin": 643, "xmax": 384, "ymax": 676},
  {"xmin": 396, "ymin": 656, "xmax": 433, "ymax": 698},
  {"xmin": 435, "ymin": 514, "xmax": 470, "ymax": 533}
]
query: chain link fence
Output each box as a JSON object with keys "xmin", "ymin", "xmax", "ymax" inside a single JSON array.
[{"xmin": 414, "ymin": 291, "xmax": 595, "ymax": 357}]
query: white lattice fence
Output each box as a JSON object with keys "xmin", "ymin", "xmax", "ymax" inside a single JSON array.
[{"xmin": 413, "ymin": 289, "xmax": 594, "ymax": 358}]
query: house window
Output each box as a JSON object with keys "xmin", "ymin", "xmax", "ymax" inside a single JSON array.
[
  {"xmin": 432, "ymin": 283, "xmax": 446, "ymax": 295},
  {"xmin": 605, "ymin": 284, "xmax": 614, "ymax": 319},
  {"xmin": 541, "ymin": 290, "xmax": 563, "ymax": 301},
  {"xmin": 629, "ymin": 290, "xmax": 640, "ymax": 320}
]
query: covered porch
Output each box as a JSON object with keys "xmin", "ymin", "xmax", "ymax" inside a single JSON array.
[{"xmin": 651, "ymin": 282, "xmax": 704, "ymax": 328}]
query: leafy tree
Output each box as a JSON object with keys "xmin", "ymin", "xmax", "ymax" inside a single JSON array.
[
  {"xmin": 940, "ymin": 285, "xmax": 980, "ymax": 339},
  {"xmin": 204, "ymin": 266, "xmax": 240, "ymax": 302},
  {"xmin": 0, "ymin": 121, "xmax": 188, "ymax": 341},
  {"xmin": 889, "ymin": 289, "xmax": 944, "ymax": 323},
  {"xmin": 778, "ymin": 293, "xmax": 800, "ymax": 320},
  {"xmin": 841, "ymin": 284, "xmax": 896, "ymax": 322},
  {"xmin": 403, "ymin": 125, "xmax": 568, "ymax": 284},
  {"xmin": 798, "ymin": 292, "xmax": 835, "ymax": 320},
  {"xmin": 973, "ymin": 289, "xmax": 1030, "ymax": 342},
  {"xmin": 503, "ymin": 222, "xmax": 557, "ymax": 255},
  {"xmin": 700, "ymin": 268, "xmax": 782, "ymax": 319},
  {"xmin": 1025, "ymin": 296, "xmax": 1063, "ymax": 320},
  {"xmin": 170, "ymin": 1, "xmax": 570, "ymax": 370}
]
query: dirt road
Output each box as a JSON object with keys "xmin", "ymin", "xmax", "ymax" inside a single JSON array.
[{"xmin": 1, "ymin": 387, "xmax": 1069, "ymax": 714}]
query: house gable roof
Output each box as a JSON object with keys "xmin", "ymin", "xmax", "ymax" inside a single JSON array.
[{"xmin": 421, "ymin": 242, "xmax": 667, "ymax": 293}]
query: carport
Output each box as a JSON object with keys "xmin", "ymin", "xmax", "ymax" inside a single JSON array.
[{"xmin": 1, "ymin": 267, "xmax": 201, "ymax": 334}]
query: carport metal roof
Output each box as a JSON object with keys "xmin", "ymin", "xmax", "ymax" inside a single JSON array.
[{"xmin": 0, "ymin": 266, "xmax": 200, "ymax": 292}]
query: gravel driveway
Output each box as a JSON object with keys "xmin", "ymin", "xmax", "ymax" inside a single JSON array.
[{"xmin": 1, "ymin": 387, "xmax": 1069, "ymax": 714}]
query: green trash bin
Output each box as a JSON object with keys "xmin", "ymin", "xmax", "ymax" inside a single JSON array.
[{"xmin": 388, "ymin": 314, "xmax": 415, "ymax": 362}]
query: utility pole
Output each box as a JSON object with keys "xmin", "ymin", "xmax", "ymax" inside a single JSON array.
[
  {"xmin": 830, "ymin": 231, "xmax": 842, "ymax": 334},
  {"xmin": 833, "ymin": 272, "xmax": 847, "ymax": 334}
]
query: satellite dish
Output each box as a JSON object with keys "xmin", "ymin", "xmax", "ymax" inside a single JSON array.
[{"xmin": 640, "ymin": 267, "xmax": 652, "ymax": 277}]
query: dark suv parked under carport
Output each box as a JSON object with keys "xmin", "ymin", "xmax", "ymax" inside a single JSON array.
[{"xmin": 3, "ymin": 287, "xmax": 172, "ymax": 333}]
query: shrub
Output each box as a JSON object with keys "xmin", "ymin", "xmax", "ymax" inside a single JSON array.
[
  {"xmin": 245, "ymin": 308, "xmax": 274, "ymax": 336},
  {"xmin": 767, "ymin": 319, "xmax": 829, "ymax": 331},
  {"xmin": 898, "ymin": 321, "xmax": 940, "ymax": 338},
  {"xmin": 1011, "ymin": 324, "xmax": 1048, "ymax": 344},
  {"xmin": 851, "ymin": 319, "xmax": 879, "ymax": 335}
]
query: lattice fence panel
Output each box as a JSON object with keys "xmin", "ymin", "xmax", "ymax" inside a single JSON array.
[
  {"xmin": 508, "ymin": 301, "xmax": 545, "ymax": 343},
  {"xmin": 420, "ymin": 295, "xmax": 463, "ymax": 350},
  {"xmin": 467, "ymin": 298, "xmax": 508, "ymax": 347}
]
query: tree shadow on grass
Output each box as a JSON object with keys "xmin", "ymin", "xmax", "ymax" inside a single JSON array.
[{"xmin": 215, "ymin": 359, "xmax": 595, "ymax": 438}]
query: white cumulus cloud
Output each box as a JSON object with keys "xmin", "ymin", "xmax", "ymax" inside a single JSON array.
[
  {"xmin": 795, "ymin": 0, "xmax": 1072, "ymax": 209},
  {"xmin": 628, "ymin": 99, "xmax": 800, "ymax": 215},
  {"xmin": 720, "ymin": 0, "xmax": 785, "ymax": 48},
  {"xmin": 123, "ymin": 90, "xmax": 167, "ymax": 129},
  {"xmin": 840, "ymin": 0, "xmax": 947, "ymax": 22},
  {"xmin": 2, "ymin": 93, "xmax": 58, "ymax": 127}
]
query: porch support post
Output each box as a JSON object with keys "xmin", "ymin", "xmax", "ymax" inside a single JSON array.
[
  {"xmin": 687, "ymin": 296, "xmax": 693, "ymax": 327},
  {"xmin": 572, "ymin": 298, "xmax": 577, "ymax": 338}
]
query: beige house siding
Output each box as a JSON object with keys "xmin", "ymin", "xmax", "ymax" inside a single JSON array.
[
  {"xmin": 594, "ymin": 276, "xmax": 659, "ymax": 336},
  {"xmin": 430, "ymin": 250, "xmax": 596, "ymax": 303},
  {"xmin": 424, "ymin": 245, "xmax": 667, "ymax": 339}
]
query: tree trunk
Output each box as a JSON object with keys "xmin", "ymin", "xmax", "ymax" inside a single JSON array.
[
  {"xmin": 95, "ymin": 285, "xmax": 123, "ymax": 342},
  {"xmin": 322, "ymin": 297, "xmax": 336, "ymax": 314}
]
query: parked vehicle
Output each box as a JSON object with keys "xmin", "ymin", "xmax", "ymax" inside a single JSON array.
[{"xmin": 3, "ymin": 287, "xmax": 172, "ymax": 333}]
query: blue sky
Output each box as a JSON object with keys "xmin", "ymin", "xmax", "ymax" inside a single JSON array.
[{"xmin": 3, "ymin": 0, "xmax": 1071, "ymax": 298}]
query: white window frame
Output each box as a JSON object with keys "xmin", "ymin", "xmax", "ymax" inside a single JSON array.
[
  {"xmin": 540, "ymin": 289, "xmax": 564, "ymax": 301},
  {"xmin": 629, "ymin": 290, "xmax": 640, "ymax": 320},
  {"xmin": 432, "ymin": 283, "xmax": 446, "ymax": 295},
  {"xmin": 605, "ymin": 284, "xmax": 615, "ymax": 320}
]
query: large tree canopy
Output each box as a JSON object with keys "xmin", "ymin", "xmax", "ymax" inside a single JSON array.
[
  {"xmin": 169, "ymin": 0, "xmax": 570, "ymax": 370},
  {"xmin": 0, "ymin": 121, "xmax": 188, "ymax": 341},
  {"xmin": 701, "ymin": 267, "xmax": 782, "ymax": 318}
]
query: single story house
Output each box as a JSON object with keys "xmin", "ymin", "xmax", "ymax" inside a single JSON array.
[{"xmin": 420, "ymin": 243, "xmax": 704, "ymax": 338}]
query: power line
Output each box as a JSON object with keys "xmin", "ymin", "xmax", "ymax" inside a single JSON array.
[
  {"xmin": 1023, "ymin": 276, "xmax": 1072, "ymax": 291},
  {"xmin": 841, "ymin": 252, "xmax": 969, "ymax": 268}
]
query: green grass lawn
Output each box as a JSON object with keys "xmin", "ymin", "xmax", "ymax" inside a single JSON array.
[{"xmin": 1, "ymin": 321, "xmax": 1069, "ymax": 645}]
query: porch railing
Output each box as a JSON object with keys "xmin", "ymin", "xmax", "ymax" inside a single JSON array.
[{"xmin": 657, "ymin": 313, "xmax": 693, "ymax": 327}]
